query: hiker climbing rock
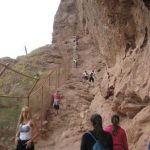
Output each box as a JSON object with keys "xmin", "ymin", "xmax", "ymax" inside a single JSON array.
[
  {"xmin": 75, "ymin": 35, "xmax": 79, "ymax": 46},
  {"xmin": 80, "ymin": 114, "xmax": 113, "ymax": 150},
  {"xmin": 83, "ymin": 70, "xmax": 89, "ymax": 82},
  {"xmin": 89, "ymin": 70, "xmax": 96, "ymax": 87},
  {"xmin": 73, "ymin": 35, "xmax": 79, "ymax": 45},
  {"xmin": 72, "ymin": 35, "xmax": 79, "ymax": 55},
  {"xmin": 73, "ymin": 57, "xmax": 78, "ymax": 68},
  {"xmin": 53, "ymin": 90, "xmax": 61, "ymax": 115},
  {"xmin": 15, "ymin": 106, "xmax": 39, "ymax": 150},
  {"xmin": 105, "ymin": 114, "xmax": 129, "ymax": 150}
]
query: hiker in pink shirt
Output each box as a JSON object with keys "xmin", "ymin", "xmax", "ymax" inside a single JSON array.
[
  {"xmin": 105, "ymin": 115, "xmax": 128, "ymax": 150},
  {"xmin": 53, "ymin": 90, "xmax": 61, "ymax": 114}
]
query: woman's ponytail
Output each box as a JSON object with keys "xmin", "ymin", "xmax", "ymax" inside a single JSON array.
[
  {"xmin": 111, "ymin": 114, "xmax": 120, "ymax": 135},
  {"xmin": 90, "ymin": 114, "xmax": 103, "ymax": 135}
]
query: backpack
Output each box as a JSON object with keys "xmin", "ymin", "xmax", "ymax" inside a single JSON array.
[{"xmin": 88, "ymin": 132, "xmax": 106, "ymax": 150}]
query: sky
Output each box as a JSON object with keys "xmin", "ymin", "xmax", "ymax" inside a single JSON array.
[{"xmin": 0, "ymin": 0, "xmax": 61, "ymax": 58}]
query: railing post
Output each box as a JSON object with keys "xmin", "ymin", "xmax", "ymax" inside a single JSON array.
[
  {"xmin": 49, "ymin": 76, "xmax": 50, "ymax": 90},
  {"xmin": 64, "ymin": 62, "xmax": 67, "ymax": 80},
  {"xmin": 27, "ymin": 97, "xmax": 29, "ymax": 106},
  {"xmin": 55, "ymin": 70, "xmax": 58, "ymax": 89},
  {"xmin": 0, "ymin": 63, "xmax": 9, "ymax": 77},
  {"xmin": 66, "ymin": 56, "xmax": 69, "ymax": 79},
  {"xmin": 57, "ymin": 65, "xmax": 60, "ymax": 87},
  {"xmin": 41, "ymin": 86, "xmax": 44, "ymax": 129}
]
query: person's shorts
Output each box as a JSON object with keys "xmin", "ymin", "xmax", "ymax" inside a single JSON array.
[
  {"xmin": 16, "ymin": 139, "xmax": 34, "ymax": 150},
  {"xmin": 84, "ymin": 76, "xmax": 88, "ymax": 80},
  {"xmin": 53, "ymin": 101, "xmax": 59, "ymax": 110},
  {"xmin": 89, "ymin": 77, "xmax": 94, "ymax": 82}
]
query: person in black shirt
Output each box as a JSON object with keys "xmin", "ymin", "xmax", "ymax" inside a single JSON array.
[
  {"xmin": 89, "ymin": 70, "xmax": 96, "ymax": 87},
  {"xmin": 80, "ymin": 114, "xmax": 113, "ymax": 150}
]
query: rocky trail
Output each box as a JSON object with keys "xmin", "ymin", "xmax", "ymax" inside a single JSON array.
[
  {"xmin": 35, "ymin": 35, "xmax": 150, "ymax": 150},
  {"xmin": 36, "ymin": 37, "xmax": 102, "ymax": 150}
]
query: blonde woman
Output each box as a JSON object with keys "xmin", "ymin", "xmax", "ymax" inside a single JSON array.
[{"xmin": 15, "ymin": 106, "xmax": 39, "ymax": 150}]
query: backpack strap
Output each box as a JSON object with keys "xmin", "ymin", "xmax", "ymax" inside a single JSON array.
[{"xmin": 88, "ymin": 132, "xmax": 97, "ymax": 142}]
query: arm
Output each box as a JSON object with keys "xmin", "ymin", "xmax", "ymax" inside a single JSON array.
[
  {"xmin": 30, "ymin": 119, "xmax": 39, "ymax": 141},
  {"xmin": 80, "ymin": 134, "xmax": 87, "ymax": 150},
  {"xmin": 15, "ymin": 130, "xmax": 20, "ymax": 145},
  {"xmin": 26, "ymin": 119, "xmax": 39, "ymax": 148}
]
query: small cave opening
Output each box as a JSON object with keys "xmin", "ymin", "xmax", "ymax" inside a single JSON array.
[{"xmin": 143, "ymin": 0, "xmax": 150, "ymax": 10}]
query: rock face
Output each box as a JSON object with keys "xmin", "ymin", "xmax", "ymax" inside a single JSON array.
[
  {"xmin": 52, "ymin": 0, "xmax": 150, "ymax": 149},
  {"xmin": 52, "ymin": 0, "xmax": 78, "ymax": 43}
]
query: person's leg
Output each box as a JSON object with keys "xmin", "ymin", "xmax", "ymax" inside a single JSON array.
[
  {"xmin": 91, "ymin": 77, "xmax": 94, "ymax": 87},
  {"xmin": 16, "ymin": 140, "xmax": 27, "ymax": 150},
  {"xmin": 53, "ymin": 104, "xmax": 57, "ymax": 115},
  {"xmin": 51, "ymin": 103, "xmax": 55, "ymax": 114},
  {"xmin": 55, "ymin": 105, "xmax": 58, "ymax": 115},
  {"xmin": 89, "ymin": 77, "xmax": 92, "ymax": 87},
  {"xmin": 57, "ymin": 104, "xmax": 60, "ymax": 115},
  {"xmin": 22, "ymin": 140, "xmax": 27, "ymax": 150}
]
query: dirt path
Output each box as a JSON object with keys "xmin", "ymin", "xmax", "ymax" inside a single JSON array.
[{"xmin": 36, "ymin": 37, "xmax": 100, "ymax": 150}]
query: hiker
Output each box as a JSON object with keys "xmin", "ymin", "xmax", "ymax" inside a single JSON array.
[
  {"xmin": 89, "ymin": 70, "xmax": 96, "ymax": 87},
  {"xmin": 72, "ymin": 35, "xmax": 79, "ymax": 52},
  {"xmin": 73, "ymin": 57, "xmax": 78, "ymax": 68},
  {"xmin": 105, "ymin": 114, "xmax": 128, "ymax": 150},
  {"xmin": 73, "ymin": 35, "xmax": 79, "ymax": 45},
  {"xmin": 53, "ymin": 90, "xmax": 61, "ymax": 115},
  {"xmin": 83, "ymin": 70, "xmax": 89, "ymax": 82},
  {"xmin": 75, "ymin": 35, "xmax": 79, "ymax": 46},
  {"xmin": 80, "ymin": 114, "xmax": 113, "ymax": 150},
  {"xmin": 15, "ymin": 106, "xmax": 39, "ymax": 150}
]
